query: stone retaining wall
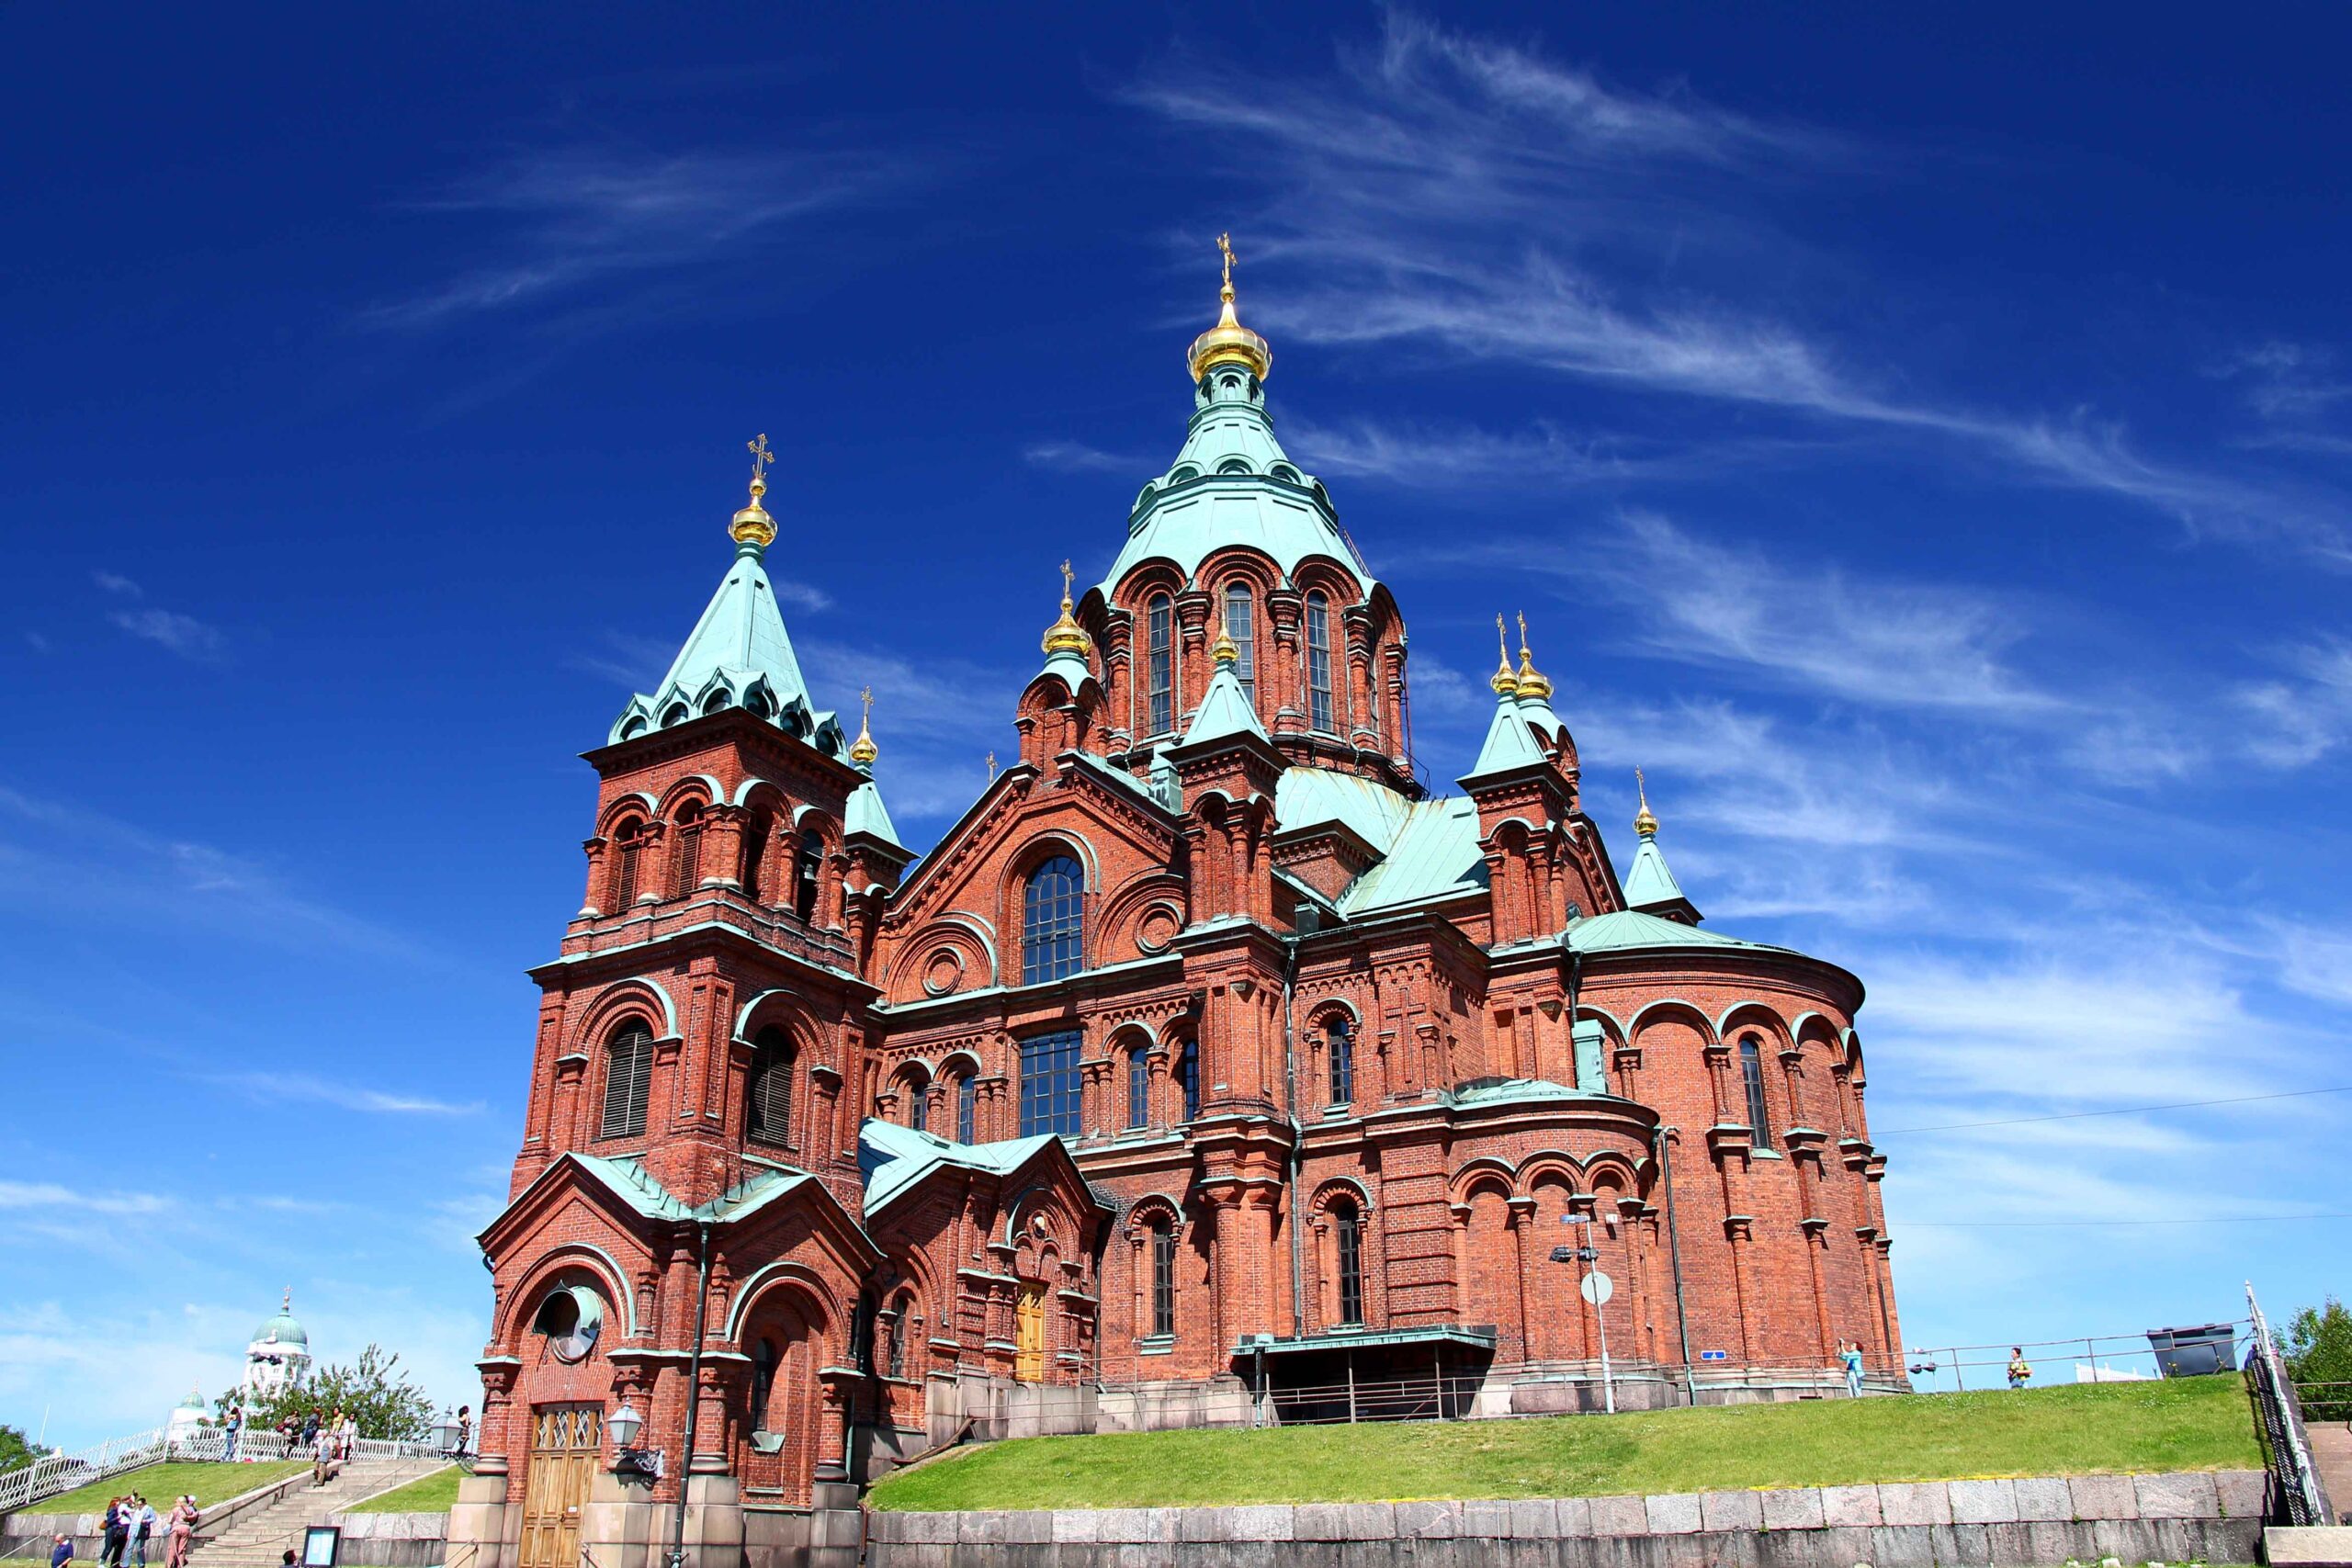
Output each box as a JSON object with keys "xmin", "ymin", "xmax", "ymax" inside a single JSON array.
[
  {"xmin": 868, "ymin": 1469, "xmax": 2268, "ymax": 1568},
  {"xmin": 325, "ymin": 1510, "xmax": 450, "ymax": 1567}
]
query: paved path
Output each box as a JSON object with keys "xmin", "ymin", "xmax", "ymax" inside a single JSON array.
[
  {"xmin": 190, "ymin": 1459, "xmax": 444, "ymax": 1568},
  {"xmin": 2308, "ymin": 1420, "xmax": 2351, "ymax": 1519}
]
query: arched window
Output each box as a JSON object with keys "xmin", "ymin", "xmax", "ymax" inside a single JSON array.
[
  {"xmin": 1327, "ymin": 1018, "xmax": 1354, "ymax": 1107},
  {"xmin": 747, "ymin": 1026, "xmax": 793, "ymax": 1145},
  {"xmin": 1022, "ymin": 854, "xmax": 1085, "ymax": 984},
  {"xmin": 1019, "ymin": 1029, "xmax": 1082, "ymax": 1137},
  {"xmin": 956, "ymin": 1073, "xmax": 977, "ymax": 1145},
  {"xmin": 600, "ymin": 1021, "xmax": 653, "ymax": 1141},
  {"xmin": 1127, "ymin": 1046, "xmax": 1150, "ymax": 1129},
  {"xmin": 794, "ymin": 829, "xmax": 824, "ymax": 921},
  {"xmin": 609, "ymin": 819, "xmax": 650, "ymax": 910},
  {"xmin": 906, "ymin": 1073, "xmax": 930, "ymax": 1134},
  {"xmin": 1146, "ymin": 592, "xmax": 1174, "ymax": 735},
  {"xmin": 749, "ymin": 1337, "xmax": 777, "ymax": 1428},
  {"xmin": 1305, "ymin": 591, "xmax": 1334, "ymax": 732},
  {"xmin": 702, "ymin": 689, "xmax": 731, "ymax": 716},
  {"xmin": 1739, "ymin": 1035, "xmax": 1773, "ymax": 1149},
  {"xmin": 666, "ymin": 807, "xmax": 704, "ymax": 900},
  {"xmin": 1330, "ymin": 1198, "xmax": 1365, "ymax": 1326},
  {"xmin": 885, "ymin": 1292, "xmax": 911, "ymax": 1380},
  {"xmin": 1176, "ymin": 1038, "xmax": 1200, "ymax": 1122},
  {"xmin": 739, "ymin": 811, "xmax": 772, "ymax": 904},
  {"xmin": 1224, "ymin": 582, "xmax": 1256, "ymax": 703},
  {"xmin": 1148, "ymin": 1213, "xmax": 1176, "ymax": 1337}
]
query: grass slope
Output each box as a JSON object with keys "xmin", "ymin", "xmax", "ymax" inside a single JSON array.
[
  {"xmin": 344, "ymin": 1466, "xmax": 459, "ymax": 1514},
  {"xmin": 872, "ymin": 1376, "xmax": 2258, "ymax": 1511},
  {"xmin": 35, "ymin": 1462, "xmax": 309, "ymax": 1516}
]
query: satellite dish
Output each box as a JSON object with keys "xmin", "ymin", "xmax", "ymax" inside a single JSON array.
[{"xmin": 532, "ymin": 1286, "xmax": 605, "ymax": 1363}]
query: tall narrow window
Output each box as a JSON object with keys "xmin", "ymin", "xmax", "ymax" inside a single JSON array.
[
  {"xmin": 1739, "ymin": 1035, "xmax": 1773, "ymax": 1149},
  {"xmin": 666, "ymin": 808, "xmax": 704, "ymax": 899},
  {"xmin": 749, "ymin": 1337, "xmax": 777, "ymax": 1427},
  {"xmin": 1147, "ymin": 592, "xmax": 1174, "ymax": 734},
  {"xmin": 1127, "ymin": 1047, "xmax": 1150, "ymax": 1128},
  {"xmin": 794, "ymin": 829, "xmax": 824, "ymax": 921},
  {"xmin": 1149, "ymin": 1214, "xmax": 1177, "ymax": 1337},
  {"xmin": 1019, "ymin": 1029, "xmax": 1083, "ymax": 1138},
  {"xmin": 610, "ymin": 821, "xmax": 648, "ymax": 910},
  {"xmin": 1224, "ymin": 582, "xmax": 1256, "ymax": 703},
  {"xmin": 600, "ymin": 1021, "xmax": 653, "ymax": 1141},
  {"xmin": 956, "ymin": 1073, "xmax": 977, "ymax": 1145},
  {"xmin": 1332, "ymin": 1199, "xmax": 1365, "ymax": 1326},
  {"xmin": 1306, "ymin": 590, "xmax": 1334, "ymax": 732},
  {"xmin": 1327, "ymin": 1018, "xmax": 1354, "ymax": 1107},
  {"xmin": 885, "ymin": 1293, "xmax": 910, "ymax": 1380},
  {"xmin": 906, "ymin": 1075, "xmax": 929, "ymax": 1134},
  {"xmin": 1176, "ymin": 1038, "xmax": 1201, "ymax": 1122},
  {"xmin": 1022, "ymin": 855, "xmax": 1085, "ymax": 984},
  {"xmin": 739, "ymin": 812, "xmax": 771, "ymax": 903},
  {"xmin": 747, "ymin": 1026, "xmax": 793, "ymax": 1145}
]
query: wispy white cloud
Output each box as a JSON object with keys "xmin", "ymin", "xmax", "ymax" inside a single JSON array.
[
  {"xmin": 2238, "ymin": 641, "xmax": 2352, "ymax": 768},
  {"xmin": 0, "ymin": 1180, "xmax": 172, "ymax": 1217},
  {"xmin": 2211, "ymin": 340, "xmax": 2352, "ymax": 423},
  {"xmin": 209, "ymin": 1071, "xmax": 484, "ymax": 1117},
  {"xmin": 1024, "ymin": 439, "xmax": 1143, "ymax": 474},
  {"xmin": 366, "ymin": 144, "xmax": 909, "ymax": 331},
  {"xmin": 95, "ymin": 570, "xmax": 143, "ymax": 598},
  {"xmin": 109, "ymin": 606, "xmax": 230, "ymax": 660},
  {"xmin": 1130, "ymin": 12, "xmax": 2351, "ymax": 563}
]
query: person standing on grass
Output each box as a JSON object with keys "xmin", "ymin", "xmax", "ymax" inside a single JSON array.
[
  {"xmin": 101, "ymin": 1497, "xmax": 128, "ymax": 1568},
  {"xmin": 51, "ymin": 1533, "xmax": 73, "ymax": 1568},
  {"xmin": 133, "ymin": 1495, "xmax": 156, "ymax": 1568},
  {"xmin": 1840, "ymin": 1339, "xmax": 1866, "ymax": 1398},
  {"xmin": 2007, "ymin": 1347, "xmax": 2033, "ymax": 1389},
  {"xmin": 166, "ymin": 1497, "xmax": 195, "ymax": 1568},
  {"xmin": 223, "ymin": 1405, "xmax": 242, "ymax": 1463}
]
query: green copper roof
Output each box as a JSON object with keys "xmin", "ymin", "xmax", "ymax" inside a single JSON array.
[
  {"xmin": 252, "ymin": 1311, "xmax": 307, "ymax": 1348},
  {"xmin": 1268, "ymin": 767, "xmax": 1486, "ymax": 917},
  {"xmin": 857, "ymin": 1118, "xmax": 1066, "ymax": 1217},
  {"xmin": 561, "ymin": 1153, "xmax": 814, "ymax": 1224},
  {"xmin": 609, "ymin": 538, "xmax": 847, "ymax": 757},
  {"xmin": 1101, "ymin": 372, "xmax": 1374, "ymax": 598},
  {"xmin": 1182, "ymin": 661, "xmax": 1271, "ymax": 747},
  {"xmin": 845, "ymin": 778, "xmax": 902, "ymax": 849},
  {"xmin": 1461, "ymin": 692, "xmax": 1547, "ymax": 782},
  {"xmin": 1443, "ymin": 1077, "xmax": 1608, "ymax": 1110},
  {"xmin": 1566, "ymin": 908, "xmax": 1787, "ymax": 954},
  {"xmin": 1622, "ymin": 832, "xmax": 1693, "ymax": 916},
  {"xmin": 1274, "ymin": 767, "xmax": 1411, "ymax": 849}
]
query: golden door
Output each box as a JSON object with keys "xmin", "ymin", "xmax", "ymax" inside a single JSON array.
[
  {"xmin": 1014, "ymin": 1283, "xmax": 1046, "ymax": 1381},
  {"xmin": 517, "ymin": 1404, "xmax": 601, "ymax": 1568}
]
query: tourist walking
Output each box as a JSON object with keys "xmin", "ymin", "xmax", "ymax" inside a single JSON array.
[
  {"xmin": 454, "ymin": 1405, "xmax": 471, "ymax": 1456},
  {"xmin": 132, "ymin": 1496, "xmax": 156, "ymax": 1568},
  {"xmin": 2007, "ymin": 1347, "xmax": 2033, "ymax": 1389},
  {"xmin": 99, "ymin": 1498, "xmax": 127, "ymax": 1568},
  {"xmin": 1839, "ymin": 1339, "xmax": 1866, "ymax": 1398},
  {"xmin": 166, "ymin": 1497, "xmax": 196, "ymax": 1568},
  {"xmin": 338, "ymin": 1411, "xmax": 357, "ymax": 1460},
  {"xmin": 300, "ymin": 1409, "xmax": 320, "ymax": 1455}
]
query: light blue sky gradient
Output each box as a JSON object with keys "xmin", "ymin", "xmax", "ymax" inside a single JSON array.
[{"xmin": 4, "ymin": 5, "xmax": 2348, "ymax": 1446}]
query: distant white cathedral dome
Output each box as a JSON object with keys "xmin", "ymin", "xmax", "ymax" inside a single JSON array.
[{"xmin": 242, "ymin": 1288, "xmax": 312, "ymax": 1397}]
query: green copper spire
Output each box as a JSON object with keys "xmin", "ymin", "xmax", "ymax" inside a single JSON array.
[
  {"xmin": 609, "ymin": 441, "xmax": 836, "ymax": 751},
  {"xmin": 1621, "ymin": 771, "xmax": 1701, "ymax": 923}
]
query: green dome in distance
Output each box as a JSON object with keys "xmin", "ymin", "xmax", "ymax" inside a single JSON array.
[{"xmin": 254, "ymin": 1288, "xmax": 308, "ymax": 1347}]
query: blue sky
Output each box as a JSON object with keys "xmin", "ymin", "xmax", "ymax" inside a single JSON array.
[{"xmin": 5, "ymin": 5, "xmax": 2350, "ymax": 1445}]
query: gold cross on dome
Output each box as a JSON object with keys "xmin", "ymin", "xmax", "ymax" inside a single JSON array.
[
  {"xmin": 1218, "ymin": 232, "xmax": 1237, "ymax": 293},
  {"xmin": 1059, "ymin": 558, "xmax": 1074, "ymax": 602},
  {"xmin": 747, "ymin": 433, "xmax": 775, "ymax": 489},
  {"xmin": 860, "ymin": 684, "xmax": 874, "ymax": 722}
]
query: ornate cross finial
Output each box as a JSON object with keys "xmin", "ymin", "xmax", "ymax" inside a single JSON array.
[
  {"xmin": 986, "ymin": 750, "xmax": 998, "ymax": 781},
  {"xmin": 1517, "ymin": 611, "xmax": 1531, "ymax": 660},
  {"xmin": 747, "ymin": 433, "xmax": 775, "ymax": 491},
  {"xmin": 850, "ymin": 684, "xmax": 877, "ymax": 766},
  {"xmin": 1490, "ymin": 613, "xmax": 1520, "ymax": 696},
  {"xmin": 1058, "ymin": 558, "xmax": 1074, "ymax": 604},
  {"xmin": 860, "ymin": 684, "xmax": 873, "ymax": 722},
  {"xmin": 1218, "ymin": 232, "xmax": 1237, "ymax": 299},
  {"xmin": 1497, "ymin": 613, "xmax": 1510, "ymax": 663},
  {"xmin": 1634, "ymin": 768, "xmax": 1658, "ymax": 837}
]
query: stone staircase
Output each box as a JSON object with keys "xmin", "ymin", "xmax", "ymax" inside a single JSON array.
[{"xmin": 190, "ymin": 1459, "xmax": 445, "ymax": 1568}]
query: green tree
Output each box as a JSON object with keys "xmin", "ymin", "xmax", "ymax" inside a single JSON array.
[
  {"xmin": 0, "ymin": 1422, "xmax": 41, "ymax": 1473},
  {"xmin": 2285, "ymin": 1296, "xmax": 2352, "ymax": 1423},
  {"xmin": 215, "ymin": 1346, "xmax": 437, "ymax": 1442}
]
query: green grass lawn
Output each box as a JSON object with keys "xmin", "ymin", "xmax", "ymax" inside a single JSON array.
[
  {"xmin": 343, "ymin": 1467, "xmax": 460, "ymax": 1515},
  {"xmin": 872, "ymin": 1375, "xmax": 2260, "ymax": 1511},
  {"xmin": 33, "ymin": 1462, "xmax": 308, "ymax": 1517}
]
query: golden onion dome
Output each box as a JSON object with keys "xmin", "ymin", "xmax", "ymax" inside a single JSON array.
[
  {"xmin": 1041, "ymin": 559, "xmax": 1092, "ymax": 656},
  {"xmin": 849, "ymin": 685, "xmax": 878, "ymax": 766},
  {"xmin": 1515, "ymin": 613, "xmax": 1554, "ymax": 701},
  {"xmin": 1634, "ymin": 768, "xmax": 1659, "ymax": 838},
  {"xmin": 1211, "ymin": 611, "xmax": 1239, "ymax": 666},
  {"xmin": 730, "ymin": 434, "xmax": 778, "ymax": 549},
  {"xmin": 1489, "ymin": 614, "xmax": 1521, "ymax": 696},
  {"xmin": 1186, "ymin": 232, "xmax": 1272, "ymax": 383}
]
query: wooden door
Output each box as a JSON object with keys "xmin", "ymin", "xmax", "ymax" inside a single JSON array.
[
  {"xmin": 1014, "ymin": 1283, "xmax": 1046, "ymax": 1381},
  {"xmin": 518, "ymin": 1404, "xmax": 601, "ymax": 1568}
]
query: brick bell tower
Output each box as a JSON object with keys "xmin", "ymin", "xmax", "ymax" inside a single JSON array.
[{"xmin": 458, "ymin": 439, "xmax": 910, "ymax": 1568}]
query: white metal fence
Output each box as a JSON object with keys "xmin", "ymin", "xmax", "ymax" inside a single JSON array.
[{"xmin": 0, "ymin": 1425, "xmax": 446, "ymax": 1517}]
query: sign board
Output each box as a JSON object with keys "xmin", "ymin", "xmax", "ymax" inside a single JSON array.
[
  {"xmin": 1699, "ymin": 1349, "xmax": 1729, "ymax": 1362},
  {"xmin": 1579, "ymin": 1270, "xmax": 1613, "ymax": 1305},
  {"xmin": 301, "ymin": 1528, "xmax": 341, "ymax": 1568}
]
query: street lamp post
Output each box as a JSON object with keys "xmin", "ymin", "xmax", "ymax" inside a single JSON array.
[{"xmin": 1552, "ymin": 1214, "xmax": 1616, "ymax": 1416}]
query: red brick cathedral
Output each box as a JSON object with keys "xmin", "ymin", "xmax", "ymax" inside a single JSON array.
[{"xmin": 458, "ymin": 254, "xmax": 1901, "ymax": 1568}]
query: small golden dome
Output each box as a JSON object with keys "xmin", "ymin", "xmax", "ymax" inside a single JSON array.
[
  {"xmin": 1186, "ymin": 233, "xmax": 1272, "ymax": 383},
  {"xmin": 1490, "ymin": 613, "xmax": 1521, "ymax": 696},
  {"xmin": 1211, "ymin": 615, "xmax": 1239, "ymax": 666},
  {"xmin": 1041, "ymin": 559, "xmax": 1092, "ymax": 657},
  {"xmin": 849, "ymin": 684, "xmax": 877, "ymax": 766},
  {"xmin": 1515, "ymin": 612, "xmax": 1553, "ymax": 701},
  {"xmin": 1634, "ymin": 768, "xmax": 1658, "ymax": 838},
  {"xmin": 731, "ymin": 434, "xmax": 778, "ymax": 549}
]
